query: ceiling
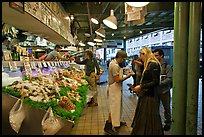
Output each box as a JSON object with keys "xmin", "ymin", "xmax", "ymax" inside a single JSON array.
[{"xmin": 60, "ymin": 2, "xmax": 175, "ymax": 41}]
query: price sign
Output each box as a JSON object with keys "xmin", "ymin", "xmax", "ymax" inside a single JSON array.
[
  {"xmin": 24, "ymin": 62, "xmax": 32, "ymax": 73},
  {"xmin": 9, "ymin": 62, "xmax": 18, "ymax": 71},
  {"xmin": 37, "ymin": 62, "xmax": 42, "ymax": 68},
  {"xmin": 30, "ymin": 62, "xmax": 36, "ymax": 69},
  {"xmin": 42, "ymin": 61, "xmax": 48, "ymax": 67},
  {"xmin": 47, "ymin": 62, "xmax": 52, "ymax": 67},
  {"xmin": 50, "ymin": 62, "xmax": 55, "ymax": 67}
]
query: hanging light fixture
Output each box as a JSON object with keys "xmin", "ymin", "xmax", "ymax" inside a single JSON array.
[
  {"xmin": 103, "ymin": 9, "xmax": 117, "ymax": 30},
  {"xmin": 95, "ymin": 24, "xmax": 105, "ymax": 38},
  {"xmin": 79, "ymin": 41, "xmax": 86, "ymax": 46},
  {"xmin": 126, "ymin": 2, "xmax": 150, "ymax": 7},
  {"xmin": 94, "ymin": 35, "xmax": 103, "ymax": 42},
  {"xmin": 91, "ymin": 17, "xmax": 99, "ymax": 24},
  {"xmin": 87, "ymin": 41, "xmax": 95, "ymax": 46}
]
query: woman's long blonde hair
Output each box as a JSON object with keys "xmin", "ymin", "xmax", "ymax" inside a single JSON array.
[{"xmin": 140, "ymin": 47, "xmax": 161, "ymax": 81}]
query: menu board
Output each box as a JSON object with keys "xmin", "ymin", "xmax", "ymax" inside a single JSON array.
[{"xmin": 24, "ymin": 2, "xmax": 71, "ymax": 42}]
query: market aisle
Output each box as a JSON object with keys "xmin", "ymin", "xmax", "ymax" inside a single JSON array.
[
  {"xmin": 67, "ymin": 77, "xmax": 202, "ymax": 135},
  {"xmin": 67, "ymin": 77, "xmax": 167, "ymax": 135}
]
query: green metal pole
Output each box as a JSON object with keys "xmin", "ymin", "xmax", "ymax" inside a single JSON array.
[
  {"xmin": 172, "ymin": 2, "xmax": 189, "ymax": 135},
  {"xmin": 186, "ymin": 2, "xmax": 202, "ymax": 135}
]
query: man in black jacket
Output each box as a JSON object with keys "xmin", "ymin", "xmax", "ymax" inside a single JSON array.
[{"xmin": 153, "ymin": 49, "xmax": 173, "ymax": 131}]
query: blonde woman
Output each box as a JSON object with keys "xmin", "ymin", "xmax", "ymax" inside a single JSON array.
[{"xmin": 131, "ymin": 47, "xmax": 163, "ymax": 135}]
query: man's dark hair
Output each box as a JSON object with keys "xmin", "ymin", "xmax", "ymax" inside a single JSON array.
[
  {"xmin": 153, "ymin": 48, "xmax": 164, "ymax": 58},
  {"xmin": 86, "ymin": 50, "xmax": 93, "ymax": 59},
  {"xmin": 2, "ymin": 35, "xmax": 8, "ymax": 42},
  {"xmin": 133, "ymin": 54, "xmax": 138, "ymax": 60},
  {"xmin": 55, "ymin": 45, "xmax": 61, "ymax": 49}
]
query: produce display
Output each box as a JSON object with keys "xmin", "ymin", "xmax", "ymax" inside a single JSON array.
[{"xmin": 2, "ymin": 66, "xmax": 89, "ymax": 123}]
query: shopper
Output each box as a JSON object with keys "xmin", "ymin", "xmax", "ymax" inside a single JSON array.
[
  {"xmin": 130, "ymin": 47, "xmax": 163, "ymax": 135},
  {"xmin": 104, "ymin": 50, "xmax": 132, "ymax": 135},
  {"xmin": 2, "ymin": 35, "xmax": 9, "ymax": 51},
  {"xmin": 153, "ymin": 48, "xmax": 173, "ymax": 131},
  {"xmin": 75, "ymin": 50, "xmax": 100, "ymax": 107},
  {"xmin": 44, "ymin": 45, "xmax": 74, "ymax": 61},
  {"xmin": 129, "ymin": 55, "xmax": 143, "ymax": 94}
]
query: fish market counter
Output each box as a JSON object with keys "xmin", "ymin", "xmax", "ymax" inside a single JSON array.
[{"xmin": 2, "ymin": 93, "xmax": 74, "ymax": 135}]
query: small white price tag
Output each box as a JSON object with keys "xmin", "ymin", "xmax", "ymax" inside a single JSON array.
[
  {"xmin": 30, "ymin": 62, "xmax": 36, "ymax": 69},
  {"xmin": 37, "ymin": 62, "xmax": 42, "ymax": 68},
  {"xmin": 8, "ymin": 62, "xmax": 18, "ymax": 71},
  {"xmin": 55, "ymin": 62, "xmax": 58, "ymax": 67},
  {"xmin": 24, "ymin": 62, "xmax": 32, "ymax": 72},
  {"xmin": 42, "ymin": 61, "xmax": 48, "ymax": 67},
  {"xmin": 47, "ymin": 62, "xmax": 51, "ymax": 67},
  {"xmin": 50, "ymin": 62, "xmax": 55, "ymax": 67},
  {"xmin": 59, "ymin": 61, "xmax": 63, "ymax": 66}
]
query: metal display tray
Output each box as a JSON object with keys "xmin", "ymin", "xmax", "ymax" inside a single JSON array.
[{"xmin": 2, "ymin": 92, "xmax": 74, "ymax": 135}]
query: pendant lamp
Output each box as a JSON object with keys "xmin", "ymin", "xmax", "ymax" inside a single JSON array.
[
  {"xmin": 126, "ymin": 2, "xmax": 150, "ymax": 7},
  {"xmin": 94, "ymin": 35, "xmax": 103, "ymax": 42},
  {"xmin": 95, "ymin": 24, "xmax": 105, "ymax": 38},
  {"xmin": 103, "ymin": 9, "xmax": 117, "ymax": 30}
]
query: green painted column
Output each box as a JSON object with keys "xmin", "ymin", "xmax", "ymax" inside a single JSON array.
[
  {"xmin": 186, "ymin": 2, "xmax": 202, "ymax": 135},
  {"xmin": 172, "ymin": 2, "xmax": 189, "ymax": 135}
]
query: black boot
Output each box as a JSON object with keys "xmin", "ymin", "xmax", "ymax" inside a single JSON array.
[
  {"xmin": 104, "ymin": 120, "xmax": 112, "ymax": 131},
  {"xmin": 104, "ymin": 120, "xmax": 118, "ymax": 135}
]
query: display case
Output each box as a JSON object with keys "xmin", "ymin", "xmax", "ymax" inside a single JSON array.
[{"xmin": 2, "ymin": 61, "xmax": 88, "ymax": 135}]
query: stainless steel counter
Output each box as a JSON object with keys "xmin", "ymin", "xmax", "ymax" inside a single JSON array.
[{"xmin": 2, "ymin": 93, "xmax": 74, "ymax": 135}]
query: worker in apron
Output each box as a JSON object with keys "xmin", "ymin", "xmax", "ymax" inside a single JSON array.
[{"xmin": 104, "ymin": 50, "xmax": 132, "ymax": 135}]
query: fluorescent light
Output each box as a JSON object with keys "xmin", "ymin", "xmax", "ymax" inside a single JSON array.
[
  {"xmin": 87, "ymin": 42, "xmax": 95, "ymax": 46},
  {"xmin": 140, "ymin": 30, "xmax": 143, "ymax": 34},
  {"xmin": 91, "ymin": 18, "xmax": 99, "ymax": 24},
  {"xmin": 79, "ymin": 41, "xmax": 86, "ymax": 46}
]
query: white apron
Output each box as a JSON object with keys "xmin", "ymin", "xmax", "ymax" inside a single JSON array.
[{"xmin": 108, "ymin": 82, "xmax": 122, "ymax": 127}]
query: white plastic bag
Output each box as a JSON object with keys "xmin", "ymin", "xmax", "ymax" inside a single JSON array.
[
  {"xmin": 9, "ymin": 99, "xmax": 26, "ymax": 133},
  {"xmin": 41, "ymin": 107, "xmax": 63, "ymax": 135}
]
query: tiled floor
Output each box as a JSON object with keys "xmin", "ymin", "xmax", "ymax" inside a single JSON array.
[
  {"xmin": 67, "ymin": 76, "xmax": 202, "ymax": 135},
  {"xmin": 67, "ymin": 77, "xmax": 174, "ymax": 135}
]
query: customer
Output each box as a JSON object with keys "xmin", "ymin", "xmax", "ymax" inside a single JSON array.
[
  {"xmin": 129, "ymin": 55, "xmax": 143, "ymax": 94},
  {"xmin": 75, "ymin": 50, "xmax": 100, "ymax": 107},
  {"xmin": 153, "ymin": 48, "xmax": 172, "ymax": 131},
  {"xmin": 44, "ymin": 45, "xmax": 74, "ymax": 61},
  {"xmin": 104, "ymin": 50, "xmax": 132, "ymax": 135},
  {"xmin": 131, "ymin": 55, "xmax": 138, "ymax": 87},
  {"xmin": 131, "ymin": 47, "xmax": 163, "ymax": 135},
  {"xmin": 2, "ymin": 35, "xmax": 9, "ymax": 50}
]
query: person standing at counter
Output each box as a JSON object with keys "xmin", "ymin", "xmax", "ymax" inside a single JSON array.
[
  {"xmin": 2, "ymin": 35, "xmax": 9, "ymax": 51},
  {"xmin": 44, "ymin": 45, "xmax": 74, "ymax": 61},
  {"xmin": 74, "ymin": 50, "xmax": 100, "ymax": 107}
]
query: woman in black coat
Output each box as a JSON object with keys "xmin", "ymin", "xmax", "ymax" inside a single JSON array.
[{"xmin": 131, "ymin": 47, "xmax": 163, "ymax": 135}]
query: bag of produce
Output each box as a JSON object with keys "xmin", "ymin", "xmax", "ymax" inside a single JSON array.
[
  {"xmin": 41, "ymin": 107, "xmax": 63, "ymax": 135},
  {"xmin": 9, "ymin": 99, "xmax": 26, "ymax": 133}
]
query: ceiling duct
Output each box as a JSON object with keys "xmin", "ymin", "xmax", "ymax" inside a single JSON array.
[{"xmin": 87, "ymin": 2, "xmax": 93, "ymax": 36}]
